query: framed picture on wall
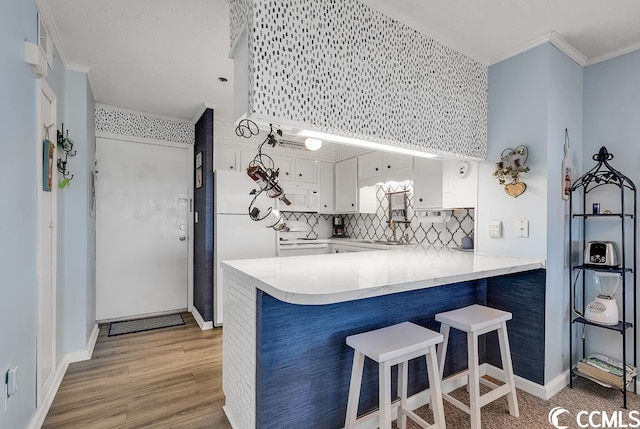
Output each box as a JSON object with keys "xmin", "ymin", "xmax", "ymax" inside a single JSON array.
[
  {"xmin": 195, "ymin": 166, "xmax": 203, "ymax": 189},
  {"xmin": 43, "ymin": 139, "xmax": 55, "ymax": 191},
  {"xmin": 89, "ymin": 170, "xmax": 96, "ymax": 217},
  {"xmin": 195, "ymin": 151, "xmax": 203, "ymax": 168}
]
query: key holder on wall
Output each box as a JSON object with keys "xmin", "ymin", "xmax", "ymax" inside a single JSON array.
[
  {"xmin": 493, "ymin": 145, "xmax": 530, "ymax": 198},
  {"xmin": 57, "ymin": 123, "xmax": 76, "ymax": 188}
]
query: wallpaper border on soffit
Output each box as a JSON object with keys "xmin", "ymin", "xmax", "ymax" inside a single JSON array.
[
  {"xmin": 95, "ymin": 104, "xmax": 194, "ymax": 145},
  {"xmin": 246, "ymin": 0, "xmax": 488, "ymax": 160}
]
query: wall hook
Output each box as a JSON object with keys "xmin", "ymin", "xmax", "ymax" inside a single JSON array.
[{"xmin": 57, "ymin": 123, "xmax": 76, "ymax": 186}]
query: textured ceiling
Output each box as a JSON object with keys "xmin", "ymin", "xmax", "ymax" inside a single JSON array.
[{"xmin": 44, "ymin": 0, "xmax": 640, "ymax": 121}]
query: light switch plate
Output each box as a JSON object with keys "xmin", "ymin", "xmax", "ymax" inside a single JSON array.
[
  {"xmin": 488, "ymin": 220, "xmax": 502, "ymax": 238},
  {"xmin": 516, "ymin": 219, "xmax": 529, "ymax": 238}
]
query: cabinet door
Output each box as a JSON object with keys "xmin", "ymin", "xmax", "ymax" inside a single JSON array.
[
  {"xmin": 214, "ymin": 147, "xmax": 239, "ymax": 171},
  {"xmin": 358, "ymin": 152, "xmax": 382, "ymax": 180},
  {"xmin": 319, "ymin": 162, "xmax": 334, "ymax": 214},
  {"xmin": 295, "ymin": 158, "xmax": 318, "ymax": 183},
  {"xmin": 413, "ymin": 158, "xmax": 443, "ymax": 210},
  {"xmin": 270, "ymin": 154, "xmax": 293, "ymax": 180},
  {"xmin": 335, "ymin": 158, "xmax": 358, "ymax": 213},
  {"xmin": 383, "ymin": 152, "xmax": 413, "ymax": 172}
]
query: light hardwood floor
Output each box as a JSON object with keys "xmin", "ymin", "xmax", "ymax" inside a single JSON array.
[{"xmin": 43, "ymin": 313, "xmax": 232, "ymax": 429}]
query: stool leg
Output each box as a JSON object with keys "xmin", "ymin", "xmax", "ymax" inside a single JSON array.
[
  {"xmin": 345, "ymin": 351, "xmax": 365, "ymax": 428},
  {"xmin": 397, "ymin": 361, "xmax": 408, "ymax": 429},
  {"xmin": 437, "ymin": 323, "xmax": 450, "ymax": 379},
  {"xmin": 379, "ymin": 361, "xmax": 392, "ymax": 429},
  {"xmin": 498, "ymin": 321, "xmax": 519, "ymax": 418},
  {"xmin": 426, "ymin": 345, "xmax": 446, "ymax": 429},
  {"xmin": 468, "ymin": 331, "xmax": 482, "ymax": 429}
]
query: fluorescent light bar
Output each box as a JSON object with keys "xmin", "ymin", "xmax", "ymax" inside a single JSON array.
[{"xmin": 299, "ymin": 130, "xmax": 437, "ymax": 159}]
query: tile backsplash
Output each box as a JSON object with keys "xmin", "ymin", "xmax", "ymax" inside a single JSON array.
[{"xmin": 282, "ymin": 181, "xmax": 474, "ymax": 247}]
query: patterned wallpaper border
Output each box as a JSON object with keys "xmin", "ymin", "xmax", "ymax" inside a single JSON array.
[
  {"xmin": 244, "ymin": 0, "xmax": 487, "ymax": 160},
  {"xmin": 95, "ymin": 105, "xmax": 194, "ymax": 145}
]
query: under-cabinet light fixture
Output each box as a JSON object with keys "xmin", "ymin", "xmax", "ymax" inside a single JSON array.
[
  {"xmin": 299, "ymin": 130, "xmax": 437, "ymax": 159},
  {"xmin": 304, "ymin": 138, "xmax": 323, "ymax": 151}
]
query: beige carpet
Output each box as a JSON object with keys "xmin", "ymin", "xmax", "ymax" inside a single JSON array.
[{"xmin": 394, "ymin": 377, "xmax": 639, "ymax": 429}]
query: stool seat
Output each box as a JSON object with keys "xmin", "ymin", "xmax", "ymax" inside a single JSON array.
[
  {"xmin": 345, "ymin": 322, "xmax": 446, "ymax": 429},
  {"xmin": 347, "ymin": 321, "xmax": 443, "ymax": 363},
  {"xmin": 435, "ymin": 304, "xmax": 511, "ymax": 333},
  {"xmin": 436, "ymin": 305, "xmax": 519, "ymax": 429}
]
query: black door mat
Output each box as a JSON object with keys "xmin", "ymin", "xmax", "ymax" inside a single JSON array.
[{"xmin": 108, "ymin": 313, "xmax": 185, "ymax": 337}]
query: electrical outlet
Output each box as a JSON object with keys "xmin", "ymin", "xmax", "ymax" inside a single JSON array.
[
  {"xmin": 488, "ymin": 220, "xmax": 502, "ymax": 238},
  {"xmin": 516, "ymin": 219, "xmax": 529, "ymax": 238}
]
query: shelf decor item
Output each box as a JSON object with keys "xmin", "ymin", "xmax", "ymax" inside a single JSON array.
[
  {"xmin": 493, "ymin": 145, "xmax": 530, "ymax": 198},
  {"xmin": 569, "ymin": 146, "xmax": 637, "ymax": 408}
]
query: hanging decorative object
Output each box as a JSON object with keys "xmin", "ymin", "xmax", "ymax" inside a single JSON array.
[
  {"xmin": 561, "ymin": 129, "xmax": 573, "ymax": 201},
  {"xmin": 235, "ymin": 119, "xmax": 291, "ymax": 231},
  {"xmin": 493, "ymin": 145, "xmax": 530, "ymax": 198},
  {"xmin": 56, "ymin": 123, "xmax": 76, "ymax": 188}
]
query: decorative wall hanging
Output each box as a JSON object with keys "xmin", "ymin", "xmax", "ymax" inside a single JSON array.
[
  {"xmin": 561, "ymin": 128, "xmax": 572, "ymax": 201},
  {"xmin": 493, "ymin": 145, "xmax": 530, "ymax": 198},
  {"xmin": 43, "ymin": 137, "xmax": 55, "ymax": 192},
  {"xmin": 57, "ymin": 123, "xmax": 76, "ymax": 188}
]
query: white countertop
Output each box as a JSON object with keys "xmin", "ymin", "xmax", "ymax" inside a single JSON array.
[{"xmin": 221, "ymin": 246, "xmax": 545, "ymax": 305}]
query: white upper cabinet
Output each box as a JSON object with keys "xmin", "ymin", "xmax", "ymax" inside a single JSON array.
[
  {"xmin": 319, "ymin": 162, "xmax": 334, "ymax": 214},
  {"xmin": 270, "ymin": 154, "xmax": 293, "ymax": 180},
  {"xmin": 294, "ymin": 158, "xmax": 318, "ymax": 183},
  {"xmin": 335, "ymin": 157, "xmax": 358, "ymax": 213},
  {"xmin": 382, "ymin": 152, "xmax": 413, "ymax": 173},
  {"xmin": 442, "ymin": 160, "xmax": 478, "ymax": 209},
  {"xmin": 215, "ymin": 146, "xmax": 239, "ymax": 171},
  {"xmin": 413, "ymin": 158, "xmax": 443, "ymax": 210},
  {"xmin": 358, "ymin": 152, "xmax": 383, "ymax": 180}
]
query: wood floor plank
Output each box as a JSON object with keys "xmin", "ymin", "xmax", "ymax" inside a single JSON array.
[{"xmin": 43, "ymin": 312, "xmax": 231, "ymax": 429}]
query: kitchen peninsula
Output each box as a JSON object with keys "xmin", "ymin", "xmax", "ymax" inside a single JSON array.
[{"xmin": 221, "ymin": 246, "xmax": 545, "ymax": 429}]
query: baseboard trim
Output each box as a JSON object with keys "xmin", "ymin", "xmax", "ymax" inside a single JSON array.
[
  {"xmin": 27, "ymin": 325, "xmax": 100, "ymax": 429},
  {"xmin": 97, "ymin": 308, "xmax": 187, "ymax": 324},
  {"xmin": 222, "ymin": 405, "xmax": 242, "ymax": 429},
  {"xmin": 483, "ymin": 364, "xmax": 564, "ymax": 400},
  {"xmin": 67, "ymin": 324, "xmax": 100, "ymax": 363},
  {"xmin": 191, "ymin": 307, "xmax": 213, "ymax": 330}
]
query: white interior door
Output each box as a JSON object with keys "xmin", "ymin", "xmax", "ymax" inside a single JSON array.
[
  {"xmin": 96, "ymin": 138, "xmax": 189, "ymax": 321},
  {"xmin": 37, "ymin": 80, "xmax": 57, "ymax": 406}
]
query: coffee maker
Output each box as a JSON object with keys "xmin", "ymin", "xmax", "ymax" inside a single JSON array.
[{"xmin": 332, "ymin": 216, "xmax": 345, "ymax": 237}]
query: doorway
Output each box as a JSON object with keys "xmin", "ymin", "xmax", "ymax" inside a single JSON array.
[
  {"xmin": 95, "ymin": 137, "xmax": 191, "ymax": 321},
  {"xmin": 36, "ymin": 79, "xmax": 57, "ymax": 406}
]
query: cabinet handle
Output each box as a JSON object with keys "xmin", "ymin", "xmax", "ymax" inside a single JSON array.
[
  {"xmin": 375, "ymin": 167, "xmax": 379, "ymax": 171},
  {"xmin": 230, "ymin": 166, "xmax": 234, "ymax": 169},
  {"xmin": 324, "ymin": 204, "xmax": 327, "ymax": 208},
  {"xmin": 387, "ymin": 165, "xmax": 391, "ymax": 169},
  {"xmin": 299, "ymin": 173, "xmax": 302, "ymax": 177},
  {"xmin": 351, "ymin": 203, "xmax": 355, "ymax": 207},
  {"xmin": 419, "ymin": 198, "xmax": 423, "ymax": 202},
  {"xmin": 286, "ymin": 172, "xmax": 289, "ymax": 175}
]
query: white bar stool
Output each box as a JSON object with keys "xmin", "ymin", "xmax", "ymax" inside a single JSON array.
[
  {"xmin": 435, "ymin": 304, "xmax": 519, "ymax": 429},
  {"xmin": 345, "ymin": 322, "xmax": 446, "ymax": 429}
]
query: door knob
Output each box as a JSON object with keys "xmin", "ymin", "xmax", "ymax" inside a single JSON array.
[
  {"xmin": 179, "ymin": 236, "xmax": 186, "ymax": 241},
  {"xmin": 179, "ymin": 225, "xmax": 186, "ymax": 230}
]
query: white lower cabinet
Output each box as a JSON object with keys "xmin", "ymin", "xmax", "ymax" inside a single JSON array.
[{"xmin": 335, "ymin": 158, "xmax": 358, "ymax": 213}]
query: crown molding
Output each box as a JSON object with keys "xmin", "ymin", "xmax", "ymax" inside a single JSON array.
[
  {"xmin": 192, "ymin": 103, "xmax": 217, "ymax": 123},
  {"xmin": 585, "ymin": 41, "xmax": 640, "ymax": 66},
  {"xmin": 488, "ymin": 31, "xmax": 586, "ymax": 67}
]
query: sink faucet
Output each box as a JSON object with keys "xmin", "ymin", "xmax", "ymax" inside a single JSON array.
[{"xmin": 389, "ymin": 219, "xmax": 397, "ymax": 242}]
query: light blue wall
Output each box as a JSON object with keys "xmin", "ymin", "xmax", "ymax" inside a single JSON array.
[
  {"xmin": 545, "ymin": 45, "xmax": 583, "ymax": 383},
  {"xmin": 479, "ymin": 43, "xmax": 584, "ymax": 385},
  {"xmin": 582, "ymin": 50, "xmax": 640, "ymax": 362},
  {"xmin": 0, "ymin": 0, "xmax": 39, "ymax": 427},
  {"xmin": 63, "ymin": 69, "xmax": 96, "ymax": 352}
]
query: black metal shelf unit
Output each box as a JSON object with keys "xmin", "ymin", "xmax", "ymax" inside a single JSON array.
[{"xmin": 569, "ymin": 146, "xmax": 637, "ymax": 408}]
